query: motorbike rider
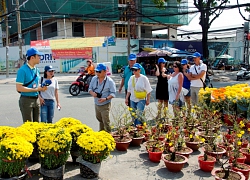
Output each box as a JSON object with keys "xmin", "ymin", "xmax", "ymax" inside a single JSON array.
[{"xmin": 83, "ymin": 59, "xmax": 95, "ymax": 85}]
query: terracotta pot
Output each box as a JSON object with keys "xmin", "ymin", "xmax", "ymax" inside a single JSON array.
[
  {"xmin": 186, "ymin": 141, "xmax": 202, "ymax": 151},
  {"xmin": 115, "ymin": 138, "xmax": 132, "ymax": 151},
  {"xmin": 223, "ymin": 114, "xmax": 234, "ymax": 126},
  {"xmin": 240, "ymin": 148, "xmax": 250, "ymax": 164},
  {"xmin": 130, "ymin": 136, "xmax": 145, "ymax": 146},
  {"xmin": 148, "ymin": 148, "xmax": 163, "ymax": 163},
  {"xmin": 211, "ymin": 168, "xmax": 245, "ymax": 180},
  {"xmin": 158, "ymin": 136, "xmax": 165, "ymax": 141},
  {"xmin": 169, "ymin": 146, "xmax": 193, "ymax": 158},
  {"xmin": 143, "ymin": 140, "xmax": 164, "ymax": 151},
  {"xmin": 241, "ymin": 140, "xmax": 249, "ymax": 148},
  {"xmin": 218, "ymin": 144, "xmax": 233, "ymax": 156},
  {"xmin": 229, "ymin": 153, "xmax": 246, "ymax": 164},
  {"xmin": 111, "ymin": 131, "xmax": 129, "ymax": 138},
  {"xmin": 204, "ymin": 146, "xmax": 226, "ymax": 159},
  {"xmin": 198, "ymin": 155, "xmax": 216, "ymax": 172},
  {"xmin": 232, "ymin": 163, "xmax": 250, "ymax": 180},
  {"xmin": 161, "ymin": 154, "xmax": 188, "ymax": 172}
]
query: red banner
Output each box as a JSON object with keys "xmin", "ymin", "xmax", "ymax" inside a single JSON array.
[
  {"xmin": 51, "ymin": 47, "xmax": 92, "ymax": 59},
  {"xmin": 30, "ymin": 40, "xmax": 50, "ymax": 47}
]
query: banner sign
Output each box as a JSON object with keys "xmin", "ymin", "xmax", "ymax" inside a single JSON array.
[
  {"xmin": 49, "ymin": 37, "xmax": 105, "ymax": 49},
  {"xmin": 30, "ymin": 40, "xmax": 50, "ymax": 47},
  {"xmin": 51, "ymin": 47, "xmax": 92, "ymax": 59}
]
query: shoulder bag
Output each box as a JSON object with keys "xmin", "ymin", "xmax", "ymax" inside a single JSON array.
[{"xmin": 132, "ymin": 76, "xmax": 147, "ymax": 99}]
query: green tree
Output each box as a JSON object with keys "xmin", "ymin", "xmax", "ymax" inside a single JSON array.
[{"xmin": 152, "ymin": 0, "xmax": 249, "ymax": 59}]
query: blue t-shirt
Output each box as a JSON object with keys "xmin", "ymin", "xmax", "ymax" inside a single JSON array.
[
  {"xmin": 16, "ymin": 64, "xmax": 40, "ymax": 97},
  {"xmin": 123, "ymin": 65, "xmax": 146, "ymax": 90},
  {"xmin": 183, "ymin": 69, "xmax": 191, "ymax": 89}
]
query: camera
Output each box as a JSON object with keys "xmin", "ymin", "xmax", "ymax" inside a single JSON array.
[{"xmin": 95, "ymin": 92, "xmax": 102, "ymax": 98}]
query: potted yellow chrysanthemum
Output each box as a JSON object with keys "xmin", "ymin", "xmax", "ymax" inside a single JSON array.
[
  {"xmin": 0, "ymin": 136, "xmax": 33, "ymax": 179},
  {"xmin": 55, "ymin": 117, "xmax": 93, "ymax": 163},
  {"xmin": 76, "ymin": 131, "xmax": 115, "ymax": 179},
  {"xmin": 37, "ymin": 128, "xmax": 72, "ymax": 180}
]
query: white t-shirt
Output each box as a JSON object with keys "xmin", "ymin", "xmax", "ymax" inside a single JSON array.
[
  {"xmin": 40, "ymin": 77, "xmax": 59, "ymax": 100},
  {"xmin": 127, "ymin": 75, "xmax": 153, "ymax": 102},
  {"xmin": 190, "ymin": 63, "xmax": 207, "ymax": 87}
]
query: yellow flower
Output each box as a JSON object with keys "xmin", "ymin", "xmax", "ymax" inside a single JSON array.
[
  {"xmin": 132, "ymin": 112, "xmax": 136, "ymax": 116},
  {"xmin": 189, "ymin": 134, "xmax": 193, "ymax": 138},
  {"xmin": 240, "ymin": 130, "xmax": 245, "ymax": 135},
  {"xmin": 248, "ymin": 128, "xmax": 250, "ymax": 132},
  {"xmin": 129, "ymin": 107, "xmax": 133, "ymax": 111},
  {"xmin": 237, "ymin": 141, "xmax": 242, "ymax": 146},
  {"xmin": 237, "ymin": 134, "xmax": 242, "ymax": 138},
  {"xmin": 143, "ymin": 122, "xmax": 147, "ymax": 127},
  {"xmin": 159, "ymin": 124, "xmax": 163, "ymax": 128},
  {"xmin": 168, "ymin": 142, "xmax": 173, "ymax": 146},
  {"xmin": 240, "ymin": 123, "xmax": 245, "ymax": 128},
  {"xmin": 201, "ymin": 138, "xmax": 205, "ymax": 143}
]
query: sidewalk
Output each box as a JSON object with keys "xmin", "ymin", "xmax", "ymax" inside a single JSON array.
[{"xmin": 0, "ymin": 71, "xmax": 236, "ymax": 85}]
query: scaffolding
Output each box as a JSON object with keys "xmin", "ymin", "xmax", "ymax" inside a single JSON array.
[{"xmin": 2, "ymin": 0, "xmax": 188, "ymax": 37}]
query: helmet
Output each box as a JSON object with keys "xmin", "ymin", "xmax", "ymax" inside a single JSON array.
[{"xmin": 86, "ymin": 59, "xmax": 92, "ymax": 63}]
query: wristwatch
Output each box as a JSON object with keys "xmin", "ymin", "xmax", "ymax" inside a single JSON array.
[{"xmin": 106, "ymin": 97, "xmax": 108, "ymax": 100}]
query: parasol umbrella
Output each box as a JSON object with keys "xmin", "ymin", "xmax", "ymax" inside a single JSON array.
[{"xmin": 148, "ymin": 49, "xmax": 172, "ymax": 56}]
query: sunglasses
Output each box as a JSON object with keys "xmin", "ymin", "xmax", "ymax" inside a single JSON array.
[
  {"xmin": 132, "ymin": 69, "xmax": 138, "ymax": 71},
  {"xmin": 95, "ymin": 71, "xmax": 101, "ymax": 73},
  {"xmin": 173, "ymin": 66, "xmax": 177, "ymax": 68}
]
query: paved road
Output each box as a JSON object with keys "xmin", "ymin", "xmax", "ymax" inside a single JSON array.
[{"xmin": 0, "ymin": 72, "xmax": 249, "ymax": 180}]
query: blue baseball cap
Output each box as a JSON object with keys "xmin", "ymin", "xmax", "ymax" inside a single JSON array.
[
  {"xmin": 95, "ymin": 63, "xmax": 107, "ymax": 71},
  {"xmin": 181, "ymin": 59, "xmax": 188, "ymax": 65},
  {"xmin": 26, "ymin": 47, "xmax": 44, "ymax": 57},
  {"xmin": 192, "ymin": 52, "xmax": 201, "ymax": 58},
  {"xmin": 44, "ymin": 65, "xmax": 55, "ymax": 72},
  {"xmin": 129, "ymin": 53, "xmax": 137, "ymax": 61},
  {"xmin": 158, "ymin": 58, "xmax": 166, "ymax": 64},
  {"xmin": 132, "ymin": 63, "xmax": 142, "ymax": 70}
]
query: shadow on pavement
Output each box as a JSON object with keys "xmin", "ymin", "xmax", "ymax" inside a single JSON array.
[{"xmin": 156, "ymin": 167, "xmax": 185, "ymax": 179}]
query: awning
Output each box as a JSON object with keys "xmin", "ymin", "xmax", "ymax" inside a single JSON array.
[{"xmin": 137, "ymin": 51, "xmax": 150, "ymax": 57}]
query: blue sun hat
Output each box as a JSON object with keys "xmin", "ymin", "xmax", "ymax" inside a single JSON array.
[{"xmin": 158, "ymin": 58, "xmax": 167, "ymax": 64}]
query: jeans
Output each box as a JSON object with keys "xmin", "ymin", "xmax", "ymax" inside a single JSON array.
[
  {"xmin": 130, "ymin": 100, "xmax": 146, "ymax": 126},
  {"xmin": 41, "ymin": 99, "xmax": 55, "ymax": 123}
]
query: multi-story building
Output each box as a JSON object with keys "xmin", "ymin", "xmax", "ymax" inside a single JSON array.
[{"xmin": 0, "ymin": 0, "xmax": 188, "ymax": 46}]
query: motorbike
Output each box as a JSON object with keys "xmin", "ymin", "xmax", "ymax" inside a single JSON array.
[
  {"xmin": 236, "ymin": 67, "xmax": 250, "ymax": 81},
  {"xmin": 69, "ymin": 72, "xmax": 89, "ymax": 96}
]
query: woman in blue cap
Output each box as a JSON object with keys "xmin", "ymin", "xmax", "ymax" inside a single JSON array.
[
  {"xmin": 155, "ymin": 58, "xmax": 170, "ymax": 118},
  {"xmin": 181, "ymin": 59, "xmax": 191, "ymax": 111},
  {"xmin": 39, "ymin": 65, "xmax": 61, "ymax": 123}
]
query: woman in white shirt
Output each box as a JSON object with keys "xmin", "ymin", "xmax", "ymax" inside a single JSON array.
[
  {"xmin": 168, "ymin": 61, "xmax": 185, "ymax": 109},
  {"xmin": 125, "ymin": 63, "xmax": 152, "ymax": 126},
  {"xmin": 39, "ymin": 65, "xmax": 61, "ymax": 123}
]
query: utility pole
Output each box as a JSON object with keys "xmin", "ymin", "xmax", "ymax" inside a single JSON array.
[
  {"xmin": 16, "ymin": 0, "xmax": 23, "ymax": 67},
  {"xmin": 6, "ymin": 8, "xmax": 9, "ymax": 78},
  {"xmin": 127, "ymin": 1, "xmax": 131, "ymax": 57},
  {"xmin": 40, "ymin": 16, "xmax": 43, "ymax": 40}
]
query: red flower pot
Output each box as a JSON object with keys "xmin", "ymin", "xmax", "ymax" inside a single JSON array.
[
  {"xmin": 115, "ymin": 138, "xmax": 132, "ymax": 151},
  {"xmin": 203, "ymin": 147, "xmax": 226, "ymax": 159},
  {"xmin": 198, "ymin": 155, "xmax": 216, "ymax": 172},
  {"xmin": 224, "ymin": 114, "xmax": 234, "ymax": 126},
  {"xmin": 148, "ymin": 149, "xmax": 163, "ymax": 163},
  {"xmin": 241, "ymin": 140, "xmax": 249, "ymax": 148},
  {"xmin": 240, "ymin": 148, "xmax": 250, "ymax": 164},
  {"xmin": 232, "ymin": 163, "xmax": 250, "ymax": 180},
  {"xmin": 158, "ymin": 136, "xmax": 165, "ymax": 141},
  {"xmin": 161, "ymin": 154, "xmax": 188, "ymax": 172},
  {"xmin": 170, "ymin": 146, "xmax": 193, "ymax": 158},
  {"xmin": 186, "ymin": 141, "xmax": 201, "ymax": 151},
  {"xmin": 212, "ymin": 168, "xmax": 246, "ymax": 180},
  {"xmin": 228, "ymin": 153, "xmax": 246, "ymax": 164},
  {"xmin": 130, "ymin": 136, "xmax": 145, "ymax": 146}
]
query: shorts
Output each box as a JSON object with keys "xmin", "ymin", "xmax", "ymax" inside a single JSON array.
[{"xmin": 185, "ymin": 89, "xmax": 191, "ymax": 97}]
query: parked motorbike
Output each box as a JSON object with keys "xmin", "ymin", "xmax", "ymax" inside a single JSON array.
[
  {"xmin": 69, "ymin": 72, "xmax": 89, "ymax": 96},
  {"xmin": 236, "ymin": 67, "xmax": 250, "ymax": 81}
]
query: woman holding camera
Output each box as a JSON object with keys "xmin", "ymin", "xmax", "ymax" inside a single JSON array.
[
  {"xmin": 126, "ymin": 63, "xmax": 152, "ymax": 126},
  {"xmin": 39, "ymin": 65, "xmax": 61, "ymax": 123}
]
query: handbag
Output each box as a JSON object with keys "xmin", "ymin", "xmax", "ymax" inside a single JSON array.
[
  {"xmin": 182, "ymin": 87, "xmax": 189, "ymax": 96},
  {"xmin": 132, "ymin": 76, "xmax": 147, "ymax": 99},
  {"xmin": 194, "ymin": 66, "xmax": 207, "ymax": 90}
]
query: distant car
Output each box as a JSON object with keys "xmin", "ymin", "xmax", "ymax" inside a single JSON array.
[{"xmin": 212, "ymin": 55, "xmax": 236, "ymax": 70}]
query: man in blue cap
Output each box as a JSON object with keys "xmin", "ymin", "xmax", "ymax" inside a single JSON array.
[
  {"xmin": 88, "ymin": 63, "xmax": 116, "ymax": 132},
  {"xmin": 16, "ymin": 47, "xmax": 48, "ymax": 122},
  {"xmin": 118, "ymin": 53, "xmax": 146, "ymax": 107},
  {"xmin": 189, "ymin": 52, "xmax": 207, "ymax": 105}
]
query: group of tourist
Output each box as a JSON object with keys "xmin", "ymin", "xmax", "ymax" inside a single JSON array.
[{"xmin": 16, "ymin": 48, "xmax": 206, "ymax": 133}]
